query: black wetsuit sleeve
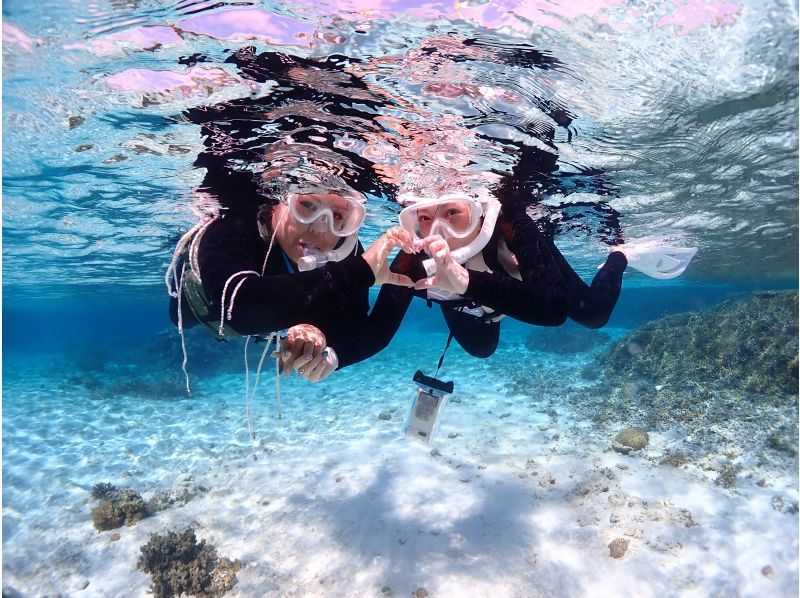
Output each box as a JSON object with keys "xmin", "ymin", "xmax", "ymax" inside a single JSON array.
[
  {"xmin": 311, "ymin": 288, "xmax": 372, "ymax": 369},
  {"xmin": 465, "ymin": 210, "xmax": 569, "ymax": 326},
  {"xmin": 198, "ymin": 213, "xmax": 375, "ymax": 336},
  {"xmin": 322, "ymin": 251, "xmax": 421, "ymax": 367}
]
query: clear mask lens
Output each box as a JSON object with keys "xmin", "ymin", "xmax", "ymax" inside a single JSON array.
[
  {"xmin": 399, "ymin": 196, "xmax": 482, "ymax": 240},
  {"xmin": 289, "ymin": 193, "xmax": 366, "ymax": 237}
]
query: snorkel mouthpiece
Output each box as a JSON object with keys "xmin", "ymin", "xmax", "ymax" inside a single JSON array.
[
  {"xmin": 296, "ymin": 234, "xmax": 359, "ymax": 271},
  {"xmin": 297, "ymin": 246, "xmax": 325, "ymax": 272}
]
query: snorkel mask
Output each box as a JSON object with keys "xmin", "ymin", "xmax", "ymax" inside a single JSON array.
[
  {"xmin": 398, "ymin": 192, "xmax": 501, "ymax": 276},
  {"xmin": 287, "ymin": 192, "xmax": 366, "ymax": 237},
  {"xmin": 259, "ymin": 156, "xmax": 368, "ymax": 271},
  {"xmin": 286, "ymin": 191, "xmax": 367, "ymax": 271}
]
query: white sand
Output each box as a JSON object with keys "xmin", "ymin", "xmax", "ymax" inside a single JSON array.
[{"xmin": 3, "ymin": 324, "xmax": 798, "ymax": 597}]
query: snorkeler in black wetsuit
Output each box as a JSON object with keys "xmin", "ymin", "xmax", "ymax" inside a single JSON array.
[
  {"xmin": 166, "ymin": 47, "xmax": 421, "ymax": 379},
  {"xmin": 169, "ymin": 204, "xmax": 368, "ymax": 364},
  {"xmin": 359, "ymin": 196, "xmax": 628, "ymax": 360},
  {"xmin": 168, "ymin": 42, "xmax": 633, "ymax": 370}
]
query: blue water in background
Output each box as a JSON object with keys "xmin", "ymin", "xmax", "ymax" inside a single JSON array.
[{"xmin": 3, "ymin": 282, "xmax": 794, "ymax": 362}]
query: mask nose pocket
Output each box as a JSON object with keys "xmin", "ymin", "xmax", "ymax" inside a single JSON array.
[{"xmin": 309, "ymin": 215, "xmax": 331, "ymax": 233}]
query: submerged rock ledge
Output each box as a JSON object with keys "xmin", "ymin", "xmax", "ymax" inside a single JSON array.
[
  {"xmin": 543, "ymin": 291, "xmax": 800, "ymax": 484},
  {"xmin": 598, "ymin": 291, "xmax": 798, "ymax": 395}
]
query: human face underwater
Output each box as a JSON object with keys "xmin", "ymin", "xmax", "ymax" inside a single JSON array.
[
  {"xmin": 275, "ymin": 192, "xmax": 366, "ymax": 264},
  {"xmin": 399, "ymin": 195, "xmax": 484, "ymax": 249}
]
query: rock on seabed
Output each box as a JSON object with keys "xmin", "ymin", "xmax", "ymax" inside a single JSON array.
[
  {"xmin": 613, "ymin": 427, "xmax": 649, "ymax": 453},
  {"xmin": 609, "ymin": 538, "xmax": 629, "ymax": 558}
]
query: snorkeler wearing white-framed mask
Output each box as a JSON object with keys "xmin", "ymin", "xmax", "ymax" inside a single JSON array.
[
  {"xmin": 166, "ymin": 170, "xmax": 415, "ymax": 391},
  {"xmin": 355, "ymin": 187, "xmax": 697, "ymax": 364}
]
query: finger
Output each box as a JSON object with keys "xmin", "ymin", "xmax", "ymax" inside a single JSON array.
[
  {"xmin": 384, "ymin": 273, "xmax": 414, "ymax": 287},
  {"xmin": 422, "ymin": 235, "xmax": 445, "ymax": 251},
  {"xmin": 297, "ymin": 351, "xmax": 324, "ymax": 375},
  {"xmin": 375, "ymin": 236, "xmax": 394, "ymax": 261},
  {"xmin": 413, "ymin": 277, "xmax": 436, "ymax": 290},
  {"xmin": 280, "ymin": 340, "xmax": 294, "ymax": 363},
  {"xmin": 426, "ymin": 241, "xmax": 447, "ymax": 260},
  {"xmin": 389, "ymin": 236, "xmax": 415, "ymax": 254},
  {"xmin": 308, "ymin": 354, "xmax": 335, "ymax": 382},
  {"xmin": 389, "ymin": 227, "xmax": 417, "ymax": 253},
  {"xmin": 293, "ymin": 351, "xmax": 313, "ymax": 370},
  {"xmin": 282, "ymin": 341, "xmax": 304, "ymax": 376},
  {"xmin": 306, "ymin": 360, "xmax": 327, "ymax": 382},
  {"xmin": 320, "ymin": 360, "xmax": 336, "ymax": 380},
  {"xmin": 301, "ymin": 358, "xmax": 323, "ymax": 382},
  {"xmin": 313, "ymin": 360, "xmax": 336, "ymax": 382},
  {"xmin": 295, "ymin": 340, "xmax": 316, "ymax": 368},
  {"xmin": 432, "ymin": 237, "xmax": 449, "ymax": 252}
]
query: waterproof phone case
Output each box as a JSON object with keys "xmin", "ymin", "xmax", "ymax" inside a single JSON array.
[{"xmin": 403, "ymin": 370, "xmax": 454, "ymax": 445}]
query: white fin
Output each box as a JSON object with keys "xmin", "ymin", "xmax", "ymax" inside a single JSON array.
[{"xmin": 623, "ymin": 243, "xmax": 698, "ymax": 279}]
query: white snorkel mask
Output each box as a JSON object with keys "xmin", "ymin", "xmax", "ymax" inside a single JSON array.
[
  {"xmin": 258, "ymin": 188, "xmax": 367, "ymax": 272},
  {"xmin": 398, "ymin": 192, "xmax": 502, "ymax": 276},
  {"xmin": 286, "ymin": 191, "xmax": 367, "ymax": 271}
]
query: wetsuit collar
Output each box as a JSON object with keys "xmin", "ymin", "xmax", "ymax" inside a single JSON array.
[{"xmin": 281, "ymin": 248, "xmax": 296, "ymax": 273}]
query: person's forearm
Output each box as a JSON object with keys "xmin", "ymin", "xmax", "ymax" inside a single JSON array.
[
  {"xmin": 466, "ymin": 269, "xmax": 567, "ymax": 326},
  {"xmin": 327, "ymin": 284, "xmax": 415, "ymax": 368}
]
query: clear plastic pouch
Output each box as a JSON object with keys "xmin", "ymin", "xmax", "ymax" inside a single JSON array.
[{"xmin": 403, "ymin": 370, "xmax": 453, "ymax": 445}]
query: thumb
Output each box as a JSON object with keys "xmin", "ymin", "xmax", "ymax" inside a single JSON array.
[
  {"xmin": 384, "ymin": 273, "xmax": 414, "ymax": 287},
  {"xmin": 413, "ymin": 277, "xmax": 436, "ymax": 290},
  {"xmin": 377, "ymin": 235, "xmax": 396, "ymax": 261}
]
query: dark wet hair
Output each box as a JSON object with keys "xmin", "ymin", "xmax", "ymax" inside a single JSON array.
[{"xmin": 256, "ymin": 203, "xmax": 278, "ymax": 239}]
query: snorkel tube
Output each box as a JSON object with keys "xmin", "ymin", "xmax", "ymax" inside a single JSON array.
[
  {"xmin": 419, "ymin": 197, "xmax": 502, "ymax": 276},
  {"xmin": 297, "ymin": 234, "xmax": 358, "ymax": 271}
]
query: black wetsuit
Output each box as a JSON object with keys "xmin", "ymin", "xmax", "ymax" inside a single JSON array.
[
  {"xmin": 362, "ymin": 202, "xmax": 628, "ymax": 359},
  {"xmin": 170, "ymin": 49, "xmax": 401, "ymax": 367},
  {"xmin": 170, "ymin": 208, "xmax": 378, "ymax": 368},
  {"xmin": 170, "ymin": 45, "xmax": 627, "ymax": 364}
]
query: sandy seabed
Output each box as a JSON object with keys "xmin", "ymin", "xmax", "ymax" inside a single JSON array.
[{"xmin": 3, "ymin": 324, "xmax": 798, "ymax": 597}]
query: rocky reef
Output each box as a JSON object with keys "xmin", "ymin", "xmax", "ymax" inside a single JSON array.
[
  {"xmin": 544, "ymin": 291, "xmax": 800, "ymax": 489},
  {"xmin": 137, "ymin": 529, "xmax": 240, "ymax": 598},
  {"xmin": 90, "ymin": 483, "xmax": 149, "ymax": 531},
  {"xmin": 598, "ymin": 291, "xmax": 798, "ymax": 395}
]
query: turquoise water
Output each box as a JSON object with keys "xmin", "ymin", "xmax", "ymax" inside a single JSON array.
[{"xmin": 3, "ymin": 0, "xmax": 798, "ymax": 595}]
